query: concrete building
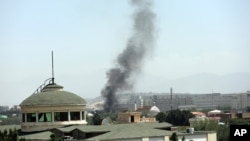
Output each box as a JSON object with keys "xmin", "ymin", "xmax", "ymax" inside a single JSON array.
[
  {"xmin": 138, "ymin": 94, "xmax": 193, "ymax": 111},
  {"xmin": 192, "ymin": 93, "xmax": 233, "ymax": 110},
  {"xmin": 116, "ymin": 111, "xmax": 157, "ymax": 124},
  {"xmin": 233, "ymin": 92, "xmax": 250, "ymax": 110},
  {"xmin": 127, "ymin": 91, "xmax": 250, "ymax": 112},
  {"xmin": 19, "ymin": 82, "xmax": 87, "ymax": 132},
  {"xmin": 0, "ymin": 106, "xmax": 9, "ymax": 112},
  {"xmin": 116, "ymin": 112, "xmax": 141, "ymax": 123}
]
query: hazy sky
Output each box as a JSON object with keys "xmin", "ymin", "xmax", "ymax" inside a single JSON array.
[{"xmin": 1, "ymin": 0, "xmax": 250, "ymax": 106}]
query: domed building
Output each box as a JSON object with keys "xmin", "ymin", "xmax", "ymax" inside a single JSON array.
[
  {"xmin": 20, "ymin": 79, "xmax": 87, "ymax": 132},
  {"xmin": 149, "ymin": 104, "xmax": 160, "ymax": 117}
]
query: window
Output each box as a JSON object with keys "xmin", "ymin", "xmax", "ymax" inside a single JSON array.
[
  {"xmin": 27, "ymin": 113, "xmax": 36, "ymax": 122},
  {"xmin": 70, "ymin": 111, "xmax": 80, "ymax": 120},
  {"xmin": 38, "ymin": 112, "xmax": 52, "ymax": 122},
  {"xmin": 22, "ymin": 113, "xmax": 25, "ymax": 122},
  {"xmin": 54, "ymin": 112, "xmax": 68, "ymax": 121}
]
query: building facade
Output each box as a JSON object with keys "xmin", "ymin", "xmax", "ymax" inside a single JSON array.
[{"xmin": 120, "ymin": 91, "xmax": 250, "ymax": 112}]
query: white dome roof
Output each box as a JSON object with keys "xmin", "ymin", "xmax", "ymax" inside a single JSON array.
[{"xmin": 149, "ymin": 105, "xmax": 160, "ymax": 116}]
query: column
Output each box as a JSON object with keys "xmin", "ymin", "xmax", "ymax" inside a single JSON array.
[
  {"xmin": 80, "ymin": 110, "xmax": 83, "ymax": 121},
  {"xmin": 84, "ymin": 111, "xmax": 86, "ymax": 121},
  {"xmin": 68, "ymin": 111, "xmax": 71, "ymax": 122},
  {"xmin": 52, "ymin": 112, "xmax": 54, "ymax": 123},
  {"xmin": 36, "ymin": 112, "xmax": 38, "ymax": 123}
]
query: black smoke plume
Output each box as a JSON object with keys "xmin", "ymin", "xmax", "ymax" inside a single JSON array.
[{"xmin": 101, "ymin": 0, "xmax": 156, "ymax": 112}]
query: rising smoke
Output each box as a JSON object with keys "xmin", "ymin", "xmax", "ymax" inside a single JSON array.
[{"xmin": 101, "ymin": 0, "xmax": 156, "ymax": 112}]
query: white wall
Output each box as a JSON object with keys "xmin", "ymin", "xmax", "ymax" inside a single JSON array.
[
  {"xmin": 178, "ymin": 134, "xmax": 207, "ymax": 141},
  {"xmin": 149, "ymin": 137, "xmax": 164, "ymax": 141}
]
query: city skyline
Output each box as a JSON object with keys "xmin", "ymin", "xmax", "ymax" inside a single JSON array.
[{"xmin": 1, "ymin": 0, "xmax": 250, "ymax": 106}]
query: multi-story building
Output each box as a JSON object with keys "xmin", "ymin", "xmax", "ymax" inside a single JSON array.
[
  {"xmin": 192, "ymin": 93, "xmax": 232, "ymax": 109},
  {"xmin": 0, "ymin": 106, "xmax": 9, "ymax": 112},
  {"xmin": 122, "ymin": 91, "xmax": 250, "ymax": 112}
]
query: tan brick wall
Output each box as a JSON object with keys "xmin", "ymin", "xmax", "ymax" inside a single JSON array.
[{"xmin": 134, "ymin": 114, "xmax": 141, "ymax": 122}]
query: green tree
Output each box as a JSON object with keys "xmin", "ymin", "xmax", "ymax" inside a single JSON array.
[
  {"xmin": 217, "ymin": 125, "xmax": 229, "ymax": 141},
  {"xmin": 0, "ymin": 130, "xmax": 3, "ymax": 141},
  {"xmin": 19, "ymin": 137, "xmax": 26, "ymax": 141},
  {"xmin": 86, "ymin": 115, "xmax": 94, "ymax": 125},
  {"xmin": 170, "ymin": 132, "xmax": 178, "ymax": 141},
  {"xmin": 227, "ymin": 118, "xmax": 249, "ymax": 125},
  {"xmin": 3, "ymin": 129, "xmax": 7, "ymax": 140},
  {"xmin": 8, "ymin": 128, "xmax": 13, "ymax": 140},
  {"xmin": 93, "ymin": 113, "xmax": 103, "ymax": 125},
  {"xmin": 50, "ymin": 133, "xmax": 56, "ymax": 141},
  {"xmin": 166, "ymin": 110, "xmax": 194, "ymax": 126},
  {"xmin": 182, "ymin": 110, "xmax": 194, "ymax": 125},
  {"xmin": 156, "ymin": 112, "xmax": 167, "ymax": 123},
  {"xmin": 192, "ymin": 120, "xmax": 229, "ymax": 141},
  {"xmin": 181, "ymin": 136, "xmax": 185, "ymax": 141},
  {"xmin": 13, "ymin": 128, "xmax": 18, "ymax": 141},
  {"xmin": 193, "ymin": 120, "xmax": 217, "ymax": 131},
  {"xmin": 0, "ymin": 128, "xmax": 19, "ymax": 141},
  {"xmin": 50, "ymin": 133, "xmax": 62, "ymax": 141}
]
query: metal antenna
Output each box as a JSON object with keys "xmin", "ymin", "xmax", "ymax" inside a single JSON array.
[{"xmin": 52, "ymin": 51, "xmax": 55, "ymax": 84}]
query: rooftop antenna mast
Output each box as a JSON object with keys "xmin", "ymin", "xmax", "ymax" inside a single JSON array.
[
  {"xmin": 32, "ymin": 51, "xmax": 55, "ymax": 94},
  {"xmin": 51, "ymin": 51, "xmax": 55, "ymax": 84}
]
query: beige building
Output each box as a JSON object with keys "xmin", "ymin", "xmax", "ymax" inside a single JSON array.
[
  {"xmin": 116, "ymin": 112, "xmax": 157, "ymax": 123},
  {"xmin": 116, "ymin": 112, "xmax": 141, "ymax": 123},
  {"xmin": 20, "ymin": 82, "xmax": 87, "ymax": 132}
]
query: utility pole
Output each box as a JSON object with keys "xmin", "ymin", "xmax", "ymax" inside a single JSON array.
[{"xmin": 170, "ymin": 88, "xmax": 173, "ymax": 110}]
